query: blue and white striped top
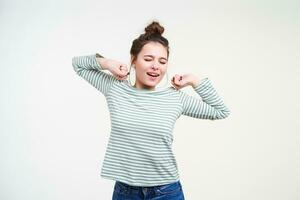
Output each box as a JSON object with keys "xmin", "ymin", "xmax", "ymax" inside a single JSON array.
[{"xmin": 72, "ymin": 54, "xmax": 230, "ymax": 186}]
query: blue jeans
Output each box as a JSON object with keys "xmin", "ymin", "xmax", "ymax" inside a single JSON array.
[{"xmin": 112, "ymin": 180, "xmax": 185, "ymax": 200}]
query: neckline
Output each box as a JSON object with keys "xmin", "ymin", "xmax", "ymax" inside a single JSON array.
[{"xmin": 122, "ymin": 80, "xmax": 173, "ymax": 94}]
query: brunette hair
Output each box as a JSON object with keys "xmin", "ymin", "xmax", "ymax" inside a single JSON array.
[{"xmin": 130, "ymin": 20, "xmax": 170, "ymax": 66}]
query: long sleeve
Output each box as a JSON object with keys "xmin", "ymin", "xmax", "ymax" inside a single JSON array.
[
  {"xmin": 179, "ymin": 78, "xmax": 230, "ymax": 120},
  {"xmin": 72, "ymin": 54, "xmax": 117, "ymax": 96}
]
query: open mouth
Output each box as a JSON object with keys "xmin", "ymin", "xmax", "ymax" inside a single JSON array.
[{"xmin": 146, "ymin": 72, "xmax": 160, "ymax": 77}]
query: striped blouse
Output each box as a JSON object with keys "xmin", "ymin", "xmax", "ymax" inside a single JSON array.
[{"xmin": 72, "ymin": 54, "xmax": 230, "ymax": 186}]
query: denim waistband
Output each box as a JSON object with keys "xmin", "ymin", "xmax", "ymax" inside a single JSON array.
[{"xmin": 115, "ymin": 180, "xmax": 182, "ymax": 190}]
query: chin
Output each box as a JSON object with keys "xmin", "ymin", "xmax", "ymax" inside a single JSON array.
[
  {"xmin": 146, "ymin": 80, "xmax": 160, "ymax": 87},
  {"xmin": 145, "ymin": 83, "xmax": 157, "ymax": 88}
]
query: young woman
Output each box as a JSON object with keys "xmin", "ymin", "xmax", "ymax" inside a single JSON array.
[{"xmin": 72, "ymin": 20, "xmax": 230, "ymax": 200}]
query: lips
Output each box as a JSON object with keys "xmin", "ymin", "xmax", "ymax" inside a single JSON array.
[{"xmin": 146, "ymin": 72, "xmax": 160, "ymax": 77}]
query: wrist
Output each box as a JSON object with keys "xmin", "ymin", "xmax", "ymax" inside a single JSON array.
[
  {"xmin": 99, "ymin": 58, "xmax": 109, "ymax": 70},
  {"xmin": 190, "ymin": 75, "xmax": 200, "ymax": 88},
  {"xmin": 95, "ymin": 53, "xmax": 109, "ymax": 70}
]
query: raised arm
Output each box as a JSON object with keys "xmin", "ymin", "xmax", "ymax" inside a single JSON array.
[
  {"xmin": 72, "ymin": 53, "xmax": 117, "ymax": 96},
  {"xmin": 179, "ymin": 78, "xmax": 230, "ymax": 120}
]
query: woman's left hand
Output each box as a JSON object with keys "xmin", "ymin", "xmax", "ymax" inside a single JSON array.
[{"xmin": 171, "ymin": 73, "xmax": 200, "ymax": 90}]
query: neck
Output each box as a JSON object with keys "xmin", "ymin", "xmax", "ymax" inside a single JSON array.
[{"xmin": 133, "ymin": 83, "xmax": 155, "ymax": 91}]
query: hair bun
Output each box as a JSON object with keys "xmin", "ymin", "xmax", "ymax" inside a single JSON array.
[{"xmin": 144, "ymin": 21, "xmax": 164, "ymax": 35}]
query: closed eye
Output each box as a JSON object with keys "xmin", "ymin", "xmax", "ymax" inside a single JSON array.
[{"xmin": 145, "ymin": 59, "xmax": 166, "ymax": 64}]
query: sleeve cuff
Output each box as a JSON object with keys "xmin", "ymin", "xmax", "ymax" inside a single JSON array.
[
  {"xmin": 94, "ymin": 53, "xmax": 104, "ymax": 70},
  {"xmin": 193, "ymin": 78, "xmax": 212, "ymax": 93}
]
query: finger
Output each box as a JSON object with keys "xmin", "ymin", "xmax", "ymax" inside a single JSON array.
[
  {"xmin": 119, "ymin": 75, "xmax": 127, "ymax": 80},
  {"xmin": 120, "ymin": 63, "xmax": 127, "ymax": 68},
  {"xmin": 171, "ymin": 82, "xmax": 179, "ymax": 90},
  {"xmin": 171, "ymin": 76, "xmax": 176, "ymax": 84},
  {"xmin": 176, "ymin": 74, "xmax": 183, "ymax": 81},
  {"xmin": 116, "ymin": 74, "xmax": 123, "ymax": 80},
  {"xmin": 122, "ymin": 70, "xmax": 129, "ymax": 76},
  {"xmin": 171, "ymin": 78, "xmax": 179, "ymax": 90},
  {"xmin": 171, "ymin": 76, "xmax": 179, "ymax": 85},
  {"xmin": 117, "ymin": 74, "xmax": 127, "ymax": 80},
  {"xmin": 120, "ymin": 64, "xmax": 128, "ymax": 71},
  {"xmin": 174, "ymin": 75, "xmax": 181, "ymax": 85},
  {"xmin": 119, "ymin": 65, "xmax": 129, "ymax": 76}
]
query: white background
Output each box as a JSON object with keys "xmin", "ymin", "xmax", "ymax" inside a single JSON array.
[{"xmin": 1, "ymin": 0, "xmax": 299, "ymax": 199}]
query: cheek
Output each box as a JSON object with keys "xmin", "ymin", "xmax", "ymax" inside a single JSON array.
[
  {"xmin": 161, "ymin": 66, "xmax": 168, "ymax": 75},
  {"xmin": 137, "ymin": 63, "xmax": 149, "ymax": 73},
  {"xmin": 135, "ymin": 67, "xmax": 147, "ymax": 79}
]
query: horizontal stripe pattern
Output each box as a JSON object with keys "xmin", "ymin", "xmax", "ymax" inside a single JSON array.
[{"xmin": 72, "ymin": 54, "xmax": 230, "ymax": 186}]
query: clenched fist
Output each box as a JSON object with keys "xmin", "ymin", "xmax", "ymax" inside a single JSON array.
[
  {"xmin": 171, "ymin": 73, "xmax": 200, "ymax": 90},
  {"xmin": 99, "ymin": 58, "xmax": 129, "ymax": 80}
]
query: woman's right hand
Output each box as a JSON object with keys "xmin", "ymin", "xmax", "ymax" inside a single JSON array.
[{"xmin": 100, "ymin": 58, "xmax": 129, "ymax": 80}]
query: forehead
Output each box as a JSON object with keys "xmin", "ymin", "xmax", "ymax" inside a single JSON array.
[{"xmin": 139, "ymin": 42, "xmax": 167, "ymax": 58}]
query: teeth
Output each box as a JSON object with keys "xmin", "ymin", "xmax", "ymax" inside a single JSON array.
[{"xmin": 147, "ymin": 72, "xmax": 159, "ymax": 77}]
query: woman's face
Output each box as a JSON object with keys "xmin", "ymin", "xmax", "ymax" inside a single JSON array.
[{"xmin": 132, "ymin": 41, "xmax": 168, "ymax": 90}]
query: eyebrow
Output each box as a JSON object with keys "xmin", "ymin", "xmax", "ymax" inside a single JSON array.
[{"xmin": 143, "ymin": 54, "xmax": 168, "ymax": 61}]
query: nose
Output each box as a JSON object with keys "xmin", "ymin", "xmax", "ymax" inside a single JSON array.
[
  {"xmin": 151, "ymin": 61, "xmax": 159, "ymax": 70},
  {"xmin": 151, "ymin": 65, "xmax": 158, "ymax": 70}
]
